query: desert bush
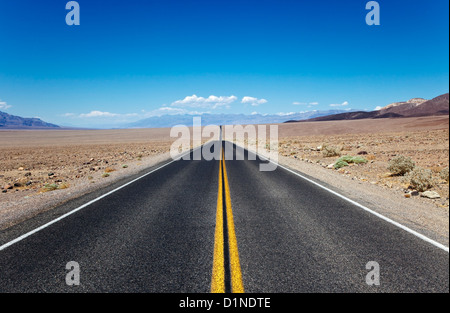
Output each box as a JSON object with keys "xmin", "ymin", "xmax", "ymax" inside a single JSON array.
[
  {"xmin": 104, "ymin": 167, "xmax": 116, "ymax": 173},
  {"xmin": 336, "ymin": 155, "xmax": 368, "ymax": 165},
  {"xmin": 102, "ymin": 173, "xmax": 110, "ymax": 178},
  {"xmin": 334, "ymin": 160, "xmax": 349, "ymax": 169},
  {"xmin": 440, "ymin": 167, "xmax": 449, "ymax": 183},
  {"xmin": 40, "ymin": 182, "xmax": 69, "ymax": 193},
  {"xmin": 122, "ymin": 164, "xmax": 129, "ymax": 168},
  {"xmin": 407, "ymin": 168, "xmax": 434, "ymax": 192},
  {"xmin": 41, "ymin": 183, "xmax": 58, "ymax": 192},
  {"xmin": 322, "ymin": 144, "xmax": 341, "ymax": 157},
  {"xmin": 388, "ymin": 155, "xmax": 415, "ymax": 176},
  {"xmin": 334, "ymin": 155, "xmax": 368, "ymax": 169},
  {"xmin": 337, "ymin": 155, "xmax": 353, "ymax": 163},
  {"xmin": 352, "ymin": 156, "xmax": 369, "ymax": 164}
]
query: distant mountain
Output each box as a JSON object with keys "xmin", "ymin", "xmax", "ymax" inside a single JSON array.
[
  {"xmin": 126, "ymin": 110, "xmax": 352, "ymax": 128},
  {"xmin": 382, "ymin": 98, "xmax": 427, "ymax": 111},
  {"xmin": 287, "ymin": 93, "xmax": 449, "ymax": 123},
  {"xmin": 0, "ymin": 111, "xmax": 60, "ymax": 129},
  {"xmin": 380, "ymin": 93, "xmax": 449, "ymax": 117}
]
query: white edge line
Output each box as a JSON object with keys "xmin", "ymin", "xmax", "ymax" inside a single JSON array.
[
  {"xmin": 3, "ymin": 142, "xmax": 448, "ymax": 254},
  {"xmin": 0, "ymin": 146, "xmax": 202, "ymax": 252},
  {"xmin": 239, "ymin": 142, "xmax": 449, "ymax": 253}
]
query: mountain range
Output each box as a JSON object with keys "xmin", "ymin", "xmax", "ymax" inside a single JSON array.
[
  {"xmin": 1, "ymin": 93, "xmax": 448, "ymax": 129},
  {"xmin": 125, "ymin": 110, "xmax": 351, "ymax": 129},
  {"xmin": 287, "ymin": 93, "xmax": 449, "ymax": 123},
  {"xmin": 0, "ymin": 111, "xmax": 60, "ymax": 129}
]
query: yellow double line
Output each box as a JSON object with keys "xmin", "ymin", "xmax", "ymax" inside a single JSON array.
[{"xmin": 211, "ymin": 149, "xmax": 244, "ymax": 293}]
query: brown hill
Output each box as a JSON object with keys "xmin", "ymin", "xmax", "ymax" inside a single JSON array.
[
  {"xmin": 290, "ymin": 93, "xmax": 449, "ymax": 123},
  {"xmin": 395, "ymin": 93, "xmax": 449, "ymax": 117}
]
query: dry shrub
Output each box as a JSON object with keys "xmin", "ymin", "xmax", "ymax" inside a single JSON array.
[
  {"xmin": 104, "ymin": 167, "xmax": 116, "ymax": 173},
  {"xmin": 388, "ymin": 155, "xmax": 415, "ymax": 176},
  {"xmin": 58, "ymin": 182, "xmax": 70, "ymax": 189},
  {"xmin": 322, "ymin": 144, "xmax": 341, "ymax": 157},
  {"xmin": 440, "ymin": 167, "xmax": 449, "ymax": 183},
  {"xmin": 40, "ymin": 183, "xmax": 58, "ymax": 193},
  {"xmin": 407, "ymin": 168, "xmax": 434, "ymax": 192},
  {"xmin": 40, "ymin": 182, "xmax": 69, "ymax": 193}
]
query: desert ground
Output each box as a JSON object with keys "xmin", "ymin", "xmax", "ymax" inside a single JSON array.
[
  {"xmin": 0, "ymin": 128, "xmax": 178, "ymax": 229},
  {"xmin": 0, "ymin": 128, "xmax": 174, "ymax": 192},
  {"xmin": 277, "ymin": 116, "xmax": 449, "ymax": 207},
  {"xmin": 0, "ymin": 116, "xmax": 448, "ymax": 243},
  {"xmin": 273, "ymin": 116, "xmax": 449, "ymax": 244}
]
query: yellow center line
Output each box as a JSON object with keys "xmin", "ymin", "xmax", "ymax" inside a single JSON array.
[
  {"xmin": 222, "ymin": 149, "xmax": 245, "ymax": 293},
  {"xmin": 211, "ymin": 153, "xmax": 225, "ymax": 293},
  {"xmin": 211, "ymin": 147, "xmax": 244, "ymax": 293}
]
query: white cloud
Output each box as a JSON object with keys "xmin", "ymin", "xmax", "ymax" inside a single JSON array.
[
  {"xmin": 276, "ymin": 112, "xmax": 296, "ymax": 116},
  {"xmin": 148, "ymin": 107, "xmax": 187, "ymax": 116},
  {"xmin": 0, "ymin": 100, "xmax": 11, "ymax": 110},
  {"xmin": 156, "ymin": 107, "xmax": 185, "ymax": 113},
  {"xmin": 79, "ymin": 111, "xmax": 120, "ymax": 118},
  {"xmin": 171, "ymin": 94, "xmax": 237, "ymax": 109},
  {"xmin": 64, "ymin": 111, "xmax": 139, "ymax": 119},
  {"xmin": 141, "ymin": 107, "xmax": 213, "ymax": 117},
  {"xmin": 293, "ymin": 101, "xmax": 318, "ymax": 106},
  {"xmin": 330, "ymin": 101, "xmax": 349, "ymax": 107},
  {"xmin": 374, "ymin": 106, "xmax": 383, "ymax": 111},
  {"xmin": 64, "ymin": 106, "xmax": 211, "ymax": 122},
  {"xmin": 241, "ymin": 96, "xmax": 268, "ymax": 107}
]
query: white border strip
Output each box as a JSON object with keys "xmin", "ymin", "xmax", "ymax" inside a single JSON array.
[
  {"xmin": 0, "ymin": 147, "xmax": 200, "ymax": 252},
  {"xmin": 242, "ymin": 143, "xmax": 449, "ymax": 253},
  {"xmin": 2, "ymin": 142, "xmax": 448, "ymax": 254}
]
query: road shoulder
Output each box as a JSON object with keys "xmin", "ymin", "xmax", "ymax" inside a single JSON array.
[
  {"xmin": 0, "ymin": 153, "xmax": 172, "ymax": 242},
  {"xmin": 277, "ymin": 154, "xmax": 449, "ymax": 247}
]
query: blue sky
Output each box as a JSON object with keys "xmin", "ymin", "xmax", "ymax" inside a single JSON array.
[{"xmin": 0, "ymin": 0, "xmax": 448, "ymax": 128}]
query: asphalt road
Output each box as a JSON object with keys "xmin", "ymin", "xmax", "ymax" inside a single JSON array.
[{"xmin": 0, "ymin": 141, "xmax": 448, "ymax": 293}]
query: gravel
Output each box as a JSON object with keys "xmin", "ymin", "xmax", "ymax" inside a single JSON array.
[
  {"xmin": 0, "ymin": 152, "xmax": 172, "ymax": 230},
  {"xmin": 277, "ymin": 154, "xmax": 449, "ymax": 247}
]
